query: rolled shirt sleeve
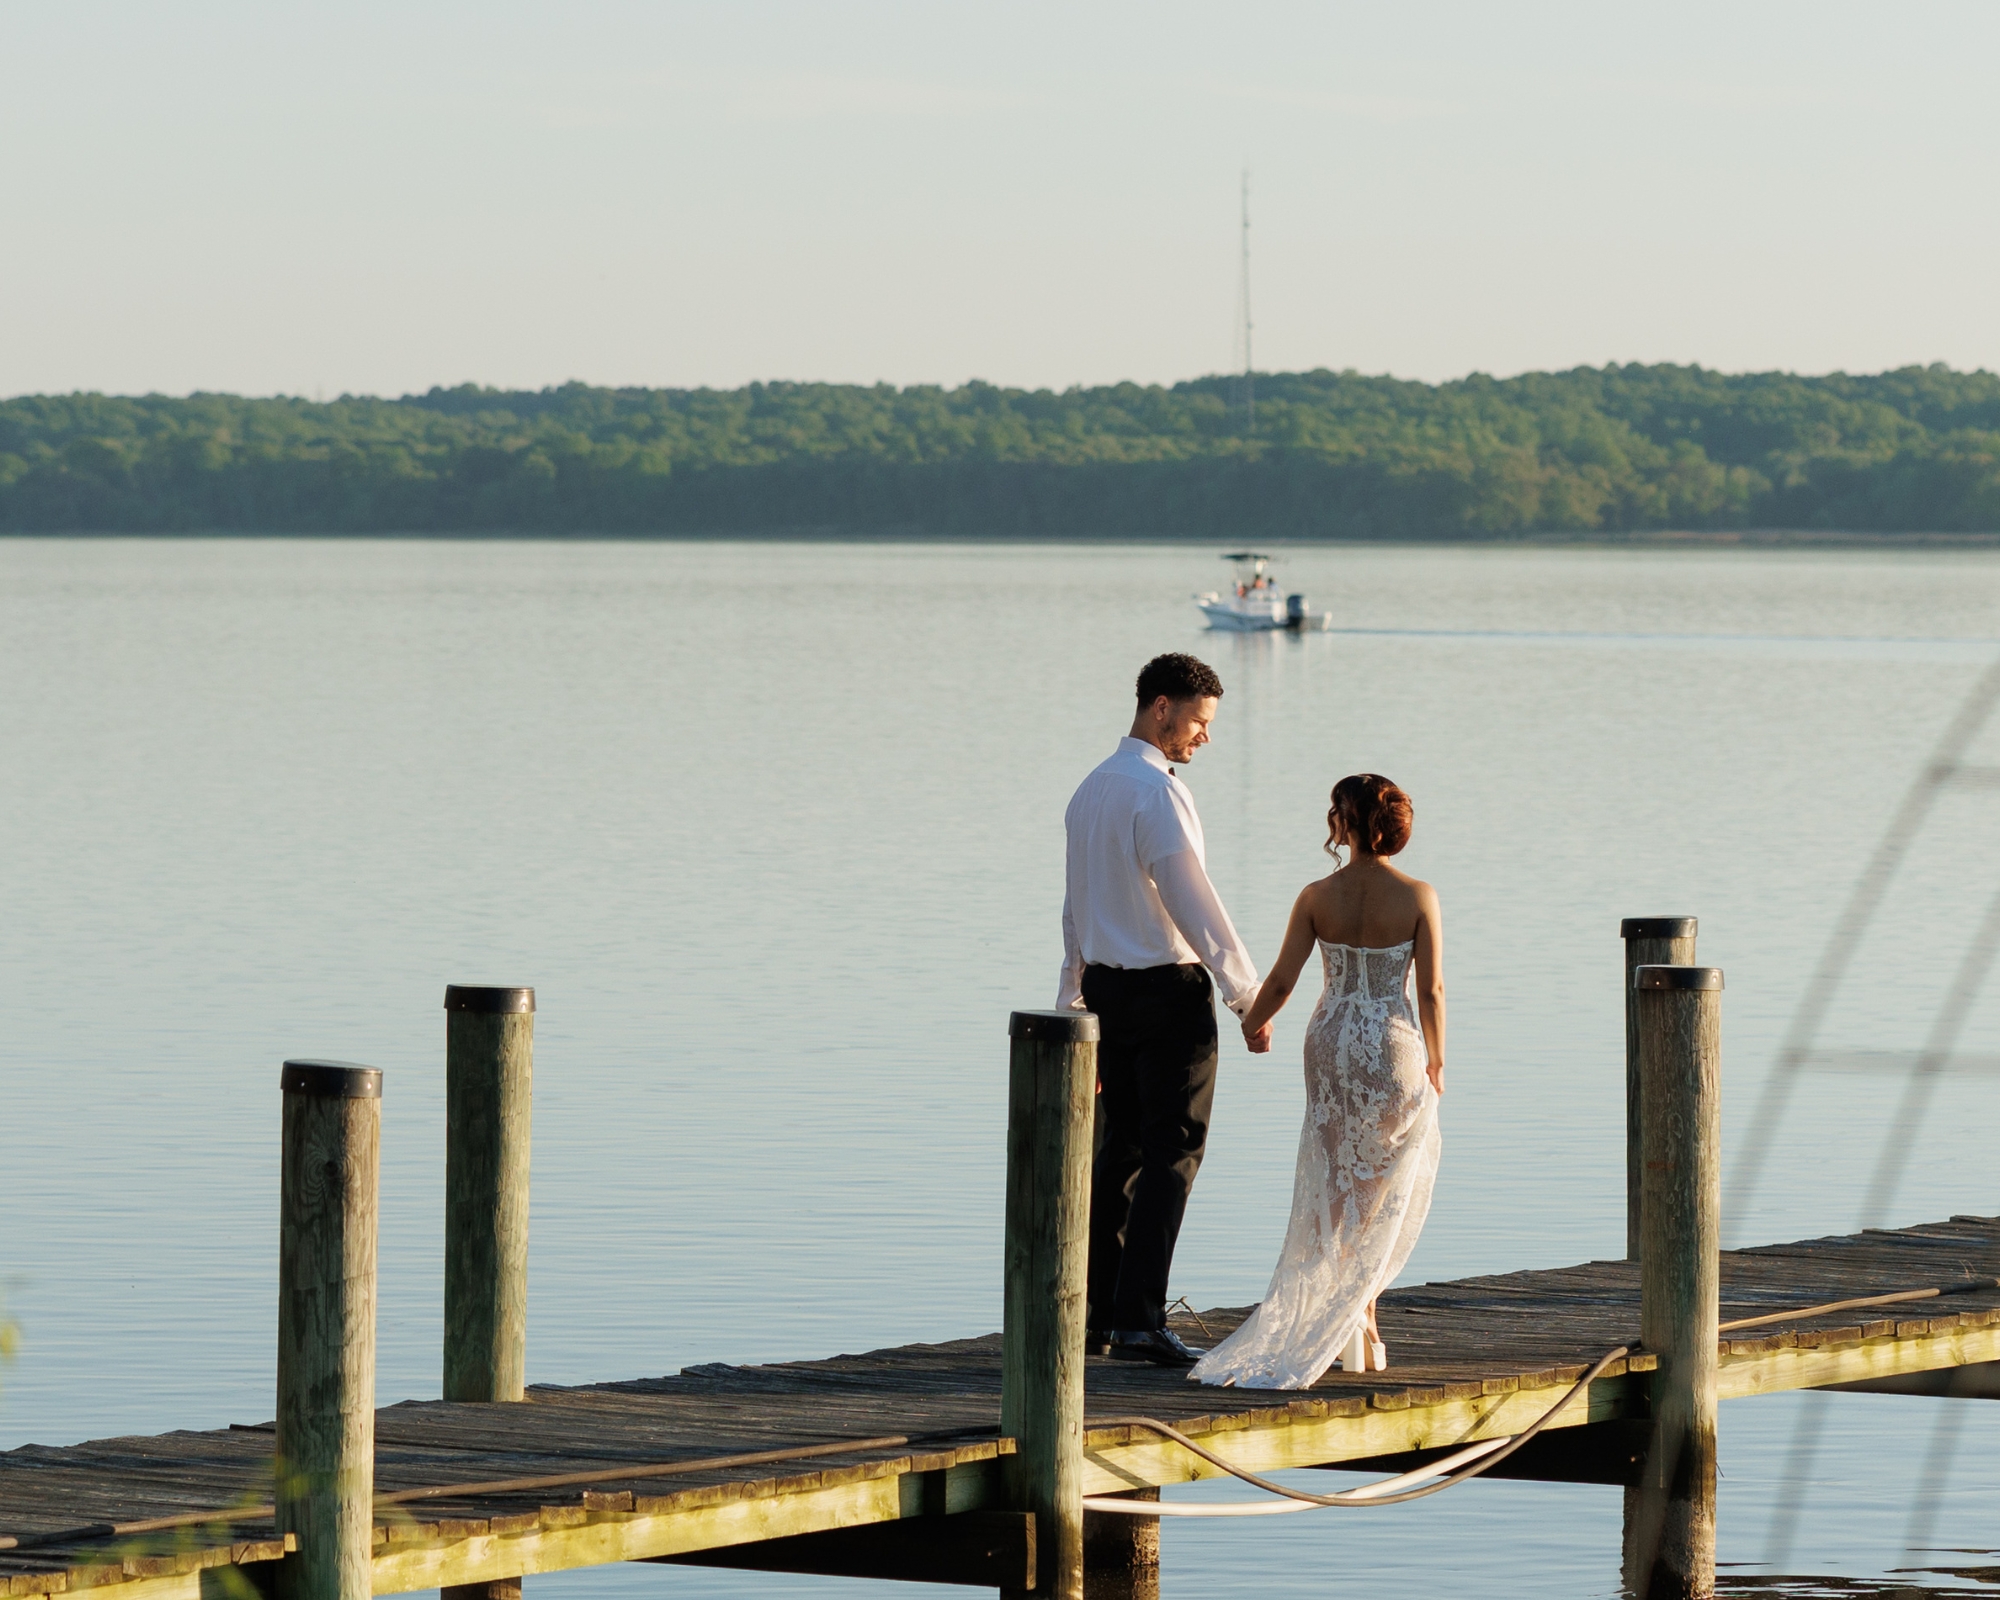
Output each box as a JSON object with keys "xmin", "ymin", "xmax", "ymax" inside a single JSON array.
[
  {"xmin": 1151, "ymin": 848, "xmax": 1261, "ymax": 1016},
  {"xmin": 1057, "ymin": 737, "xmax": 1260, "ymax": 1018},
  {"xmin": 1057, "ymin": 879, "xmax": 1086, "ymax": 1011}
]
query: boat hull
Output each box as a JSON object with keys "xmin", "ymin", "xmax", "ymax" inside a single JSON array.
[
  {"xmin": 1197, "ymin": 601, "xmax": 1287, "ymax": 631},
  {"xmin": 1197, "ymin": 601, "xmax": 1337, "ymax": 632}
]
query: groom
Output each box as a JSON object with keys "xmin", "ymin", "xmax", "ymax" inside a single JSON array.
[{"xmin": 1058, "ymin": 652, "xmax": 1268, "ymax": 1367}]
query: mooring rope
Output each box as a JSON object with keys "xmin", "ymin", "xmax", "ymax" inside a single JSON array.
[
  {"xmin": 1714, "ymin": 1273, "xmax": 1997, "ymax": 1335},
  {"xmin": 6, "ymin": 1276, "xmax": 1995, "ymax": 1547},
  {"xmin": 1081, "ymin": 1273, "xmax": 2000, "ymax": 1518},
  {"xmin": 1085, "ymin": 1343, "xmax": 1631, "ymax": 1515}
]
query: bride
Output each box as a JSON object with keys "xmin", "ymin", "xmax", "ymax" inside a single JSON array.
[{"xmin": 1190, "ymin": 774, "xmax": 1446, "ymax": 1389}]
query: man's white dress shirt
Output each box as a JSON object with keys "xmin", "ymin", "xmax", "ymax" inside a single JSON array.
[{"xmin": 1058, "ymin": 737, "xmax": 1261, "ymax": 1016}]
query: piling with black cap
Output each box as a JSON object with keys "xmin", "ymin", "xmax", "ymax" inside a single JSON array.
[
  {"xmin": 276, "ymin": 1061, "xmax": 382, "ymax": 1600},
  {"xmin": 442, "ymin": 985, "xmax": 534, "ymax": 1407},
  {"xmin": 1621, "ymin": 918, "xmax": 1698, "ymax": 1261},
  {"xmin": 1624, "ymin": 966, "xmax": 1723, "ymax": 1600},
  {"xmin": 1001, "ymin": 1010, "xmax": 1097, "ymax": 1600}
]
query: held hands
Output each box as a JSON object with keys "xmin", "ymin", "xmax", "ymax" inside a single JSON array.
[{"xmin": 1242, "ymin": 1019, "xmax": 1273, "ymax": 1054}]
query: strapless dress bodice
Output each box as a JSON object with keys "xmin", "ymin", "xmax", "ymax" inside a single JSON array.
[{"xmin": 1317, "ymin": 937, "xmax": 1414, "ymax": 1005}]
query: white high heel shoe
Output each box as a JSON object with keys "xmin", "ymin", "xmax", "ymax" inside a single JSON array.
[{"xmin": 1338, "ymin": 1327, "xmax": 1390, "ymax": 1372}]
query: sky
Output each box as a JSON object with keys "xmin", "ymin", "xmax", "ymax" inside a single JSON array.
[{"xmin": 4, "ymin": 1, "xmax": 1998, "ymax": 399}]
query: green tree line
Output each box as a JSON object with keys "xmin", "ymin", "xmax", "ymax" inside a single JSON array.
[{"xmin": 4, "ymin": 363, "xmax": 1999, "ymax": 536}]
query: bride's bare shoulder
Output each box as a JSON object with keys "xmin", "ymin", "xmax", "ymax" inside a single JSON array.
[
  {"xmin": 1377, "ymin": 863, "xmax": 1441, "ymax": 919},
  {"xmin": 1290, "ymin": 873, "xmax": 1339, "ymax": 923}
]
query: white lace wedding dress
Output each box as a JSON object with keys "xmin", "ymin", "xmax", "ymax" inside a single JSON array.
[{"xmin": 1190, "ymin": 939, "xmax": 1440, "ymax": 1389}]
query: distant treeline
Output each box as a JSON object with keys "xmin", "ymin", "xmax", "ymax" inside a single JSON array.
[{"xmin": 4, "ymin": 363, "xmax": 2000, "ymax": 537}]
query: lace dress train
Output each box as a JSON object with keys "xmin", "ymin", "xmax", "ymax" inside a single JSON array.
[{"xmin": 1190, "ymin": 939, "xmax": 1440, "ymax": 1389}]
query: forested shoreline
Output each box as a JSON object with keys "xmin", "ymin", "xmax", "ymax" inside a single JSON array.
[{"xmin": 4, "ymin": 363, "xmax": 1999, "ymax": 538}]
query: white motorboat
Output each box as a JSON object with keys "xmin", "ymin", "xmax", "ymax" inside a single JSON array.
[{"xmin": 1195, "ymin": 552, "xmax": 1332, "ymax": 631}]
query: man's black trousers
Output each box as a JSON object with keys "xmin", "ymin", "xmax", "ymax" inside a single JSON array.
[{"xmin": 1081, "ymin": 961, "xmax": 1219, "ymax": 1333}]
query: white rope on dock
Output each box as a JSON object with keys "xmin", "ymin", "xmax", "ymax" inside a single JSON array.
[
  {"xmin": 1083, "ymin": 1340, "xmax": 1627, "ymax": 1516},
  {"xmin": 1076, "ymin": 1273, "xmax": 2000, "ymax": 1519},
  {"xmin": 7, "ymin": 1276, "xmax": 1994, "ymax": 1545},
  {"xmin": 1083, "ymin": 1436, "xmax": 1514, "ymax": 1516}
]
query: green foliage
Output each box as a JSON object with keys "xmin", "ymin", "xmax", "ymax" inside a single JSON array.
[{"xmin": 3, "ymin": 363, "xmax": 1999, "ymax": 535}]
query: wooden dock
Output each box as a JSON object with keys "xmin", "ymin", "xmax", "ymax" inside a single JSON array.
[{"xmin": 6, "ymin": 1213, "xmax": 1998, "ymax": 1599}]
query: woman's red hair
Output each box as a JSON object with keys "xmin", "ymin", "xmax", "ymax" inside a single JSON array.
[{"xmin": 1326, "ymin": 773, "xmax": 1414, "ymax": 858}]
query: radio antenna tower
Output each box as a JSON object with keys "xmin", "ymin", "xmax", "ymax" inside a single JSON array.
[{"xmin": 1239, "ymin": 168, "xmax": 1255, "ymax": 436}]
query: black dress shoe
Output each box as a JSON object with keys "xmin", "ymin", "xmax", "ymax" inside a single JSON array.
[
  {"xmin": 1085, "ymin": 1329, "xmax": 1112, "ymax": 1357},
  {"xmin": 1109, "ymin": 1328, "xmax": 1206, "ymax": 1367}
]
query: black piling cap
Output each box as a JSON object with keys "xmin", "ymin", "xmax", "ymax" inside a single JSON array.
[
  {"xmin": 281, "ymin": 1060, "xmax": 384, "ymax": 1097},
  {"xmin": 444, "ymin": 986, "xmax": 536, "ymax": 1014},
  {"xmin": 1009, "ymin": 1009, "xmax": 1101, "ymax": 1043},
  {"xmin": 1634, "ymin": 965, "xmax": 1724, "ymax": 992},
  {"xmin": 1621, "ymin": 917, "xmax": 1697, "ymax": 940}
]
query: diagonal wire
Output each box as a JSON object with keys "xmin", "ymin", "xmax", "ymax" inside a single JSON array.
[
  {"xmin": 1845, "ymin": 888, "xmax": 2000, "ymax": 1567},
  {"xmin": 1905, "ymin": 1394, "xmax": 1971, "ymax": 1557},
  {"xmin": 1761, "ymin": 881, "xmax": 2000, "ymax": 1570},
  {"xmin": 1748, "ymin": 653, "xmax": 2000, "ymax": 1572},
  {"xmin": 1763, "ymin": 1389, "xmax": 1833, "ymax": 1573},
  {"xmin": 1855, "ymin": 882, "xmax": 2000, "ymax": 1225},
  {"xmin": 1727, "ymin": 654, "xmax": 2000, "ymax": 1248}
]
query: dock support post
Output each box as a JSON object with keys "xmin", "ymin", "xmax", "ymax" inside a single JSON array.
[
  {"xmin": 1083, "ymin": 1488, "xmax": 1159, "ymax": 1599},
  {"xmin": 443, "ymin": 985, "xmax": 534, "ymax": 1402},
  {"xmin": 1621, "ymin": 918, "xmax": 1698, "ymax": 1262},
  {"xmin": 275, "ymin": 1061, "xmax": 382, "ymax": 1600},
  {"xmin": 1002, "ymin": 1010, "xmax": 1097, "ymax": 1600},
  {"xmin": 442, "ymin": 985, "xmax": 535, "ymax": 1600},
  {"xmin": 1624, "ymin": 966, "xmax": 1723, "ymax": 1600}
]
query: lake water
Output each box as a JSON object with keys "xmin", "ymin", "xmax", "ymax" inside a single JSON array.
[{"xmin": 5, "ymin": 538, "xmax": 2000, "ymax": 1597}]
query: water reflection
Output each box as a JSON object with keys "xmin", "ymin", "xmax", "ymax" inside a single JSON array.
[
  {"xmin": 9, "ymin": 540, "xmax": 2000, "ymax": 1600},
  {"xmin": 1716, "ymin": 1561, "xmax": 2000, "ymax": 1598},
  {"xmin": 1083, "ymin": 1574, "xmax": 1158, "ymax": 1600}
]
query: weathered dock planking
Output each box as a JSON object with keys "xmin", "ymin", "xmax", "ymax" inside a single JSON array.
[
  {"xmin": 4, "ymin": 947, "xmax": 1986, "ymax": 1600},
  {"xmin": 5, "ymin": 1213, "xmax": 1998, "ymax": 1600}
]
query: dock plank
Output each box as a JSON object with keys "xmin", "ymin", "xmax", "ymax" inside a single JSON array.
[{"xmin": 4, "ymin": 1215, "xmax": 1998, "ymax": 1596}]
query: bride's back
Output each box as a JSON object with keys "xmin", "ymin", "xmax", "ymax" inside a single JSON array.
[
  {"xmin": 1306, "ymin": 860, "xmax": 1427, "ymax": 949},
  {"xmin": 1305, "ymin": 773, "xmax": 1431, "ymax": 950}
]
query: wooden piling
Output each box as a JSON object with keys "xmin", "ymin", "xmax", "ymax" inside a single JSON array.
[
  {"xmin": 442, "ymin": 985, "xmax": 534, "ymax": 1404},
  {"xmin": 1083, "ymin": 1488, "xmax": 1159, "ymax": 1598},
  {"xmin": 1621, "ymin": 918, "xmax": 1698, "ymax": 1262},
  {"xmin": 1001, "ymin": 1009, "xmax": 1097, "ymax": 1600},
  {"xmin": 1624, "ymin": 966, "xmax": 1723, "ymax": 1600},
  {"xmin": 442, "ymin": 986, "xmax": 534, "ymax": 1600},
  {"xmin": 275, "ymin": 1061, "xmax": 381, "ymax": 1600}
]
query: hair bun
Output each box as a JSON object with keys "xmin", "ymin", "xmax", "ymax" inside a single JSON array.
[{"xmin": 1327, "ymin": 773, "xmax": 1413, "ymax": 858}]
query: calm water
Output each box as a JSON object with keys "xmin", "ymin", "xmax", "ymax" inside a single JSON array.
[{"xmin": 5, "ymin": 538, "xmax": 2000, "ymax": 1597}]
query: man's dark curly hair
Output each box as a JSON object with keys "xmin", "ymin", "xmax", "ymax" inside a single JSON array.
[{"xmin": 1135, "ymin": 652, "xmax": 1225, "ymax": 706}]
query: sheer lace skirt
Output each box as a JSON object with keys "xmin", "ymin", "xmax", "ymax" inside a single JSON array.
[{"xmin": 1190, "ymin": 941, "xmax": 1439, "ymax": 1389}]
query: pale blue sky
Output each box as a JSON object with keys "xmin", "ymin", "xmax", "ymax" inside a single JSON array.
[{"xmin": 5, "ymin": 1, "xmax": 1997, "ymax": 397}]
